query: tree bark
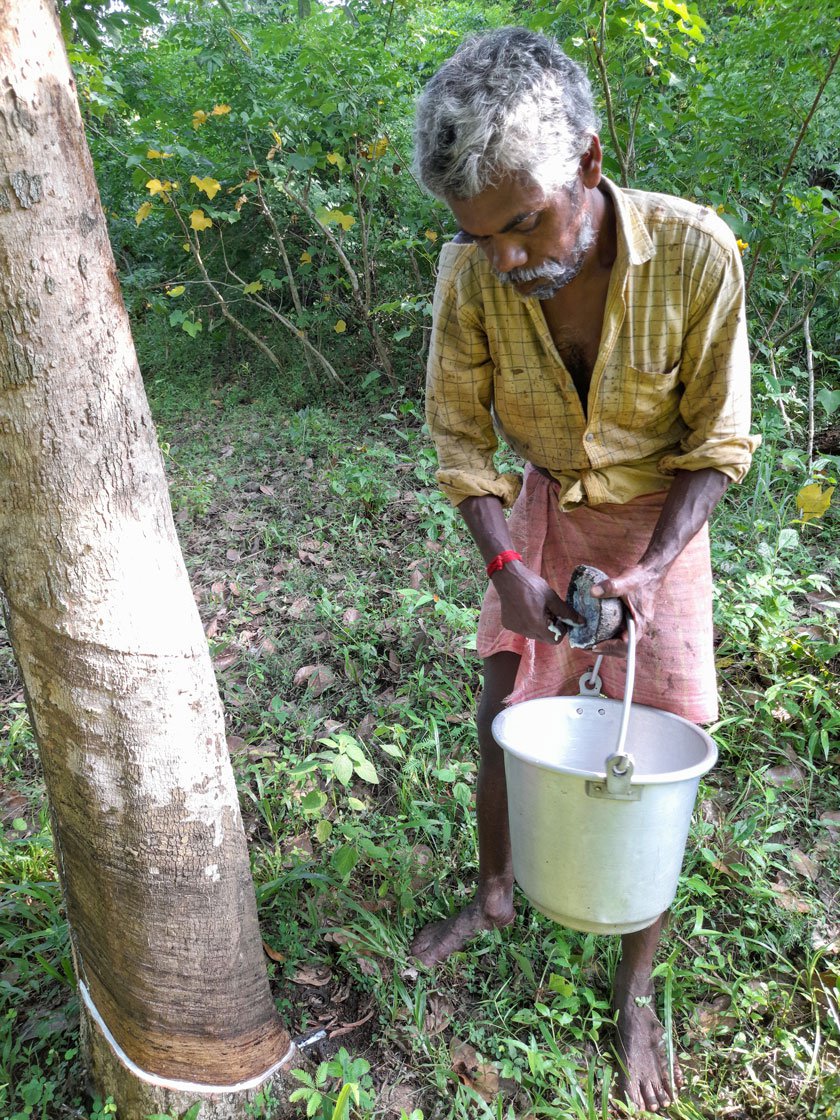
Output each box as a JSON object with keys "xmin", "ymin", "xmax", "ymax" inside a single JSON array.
[{"xmin": 0, "ymin": 2, "xmax": 294, "ymax": 1115}]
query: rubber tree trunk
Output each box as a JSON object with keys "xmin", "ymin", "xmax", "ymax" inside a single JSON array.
[{"xmin": 0, "ymin": 3, "xmax": 294, "ymax": 1115}]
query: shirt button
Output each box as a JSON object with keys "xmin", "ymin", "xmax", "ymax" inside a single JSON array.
[{"xmin": 585, "ymin": 433, "xmax": 595, "ymax": 442}]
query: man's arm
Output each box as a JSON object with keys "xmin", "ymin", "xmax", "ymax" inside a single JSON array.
[
  {"xmin": 590, "ymin": 466, "xmax": 729, "ymax": 653},
  {"xmin": 459, "ymin": 494, "xmax": 581, "ymax": 642}
]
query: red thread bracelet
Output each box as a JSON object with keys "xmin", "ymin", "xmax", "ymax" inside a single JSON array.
[{"xmin": 486, "ymin": 550, "xmax": 522, "ymax": 577}]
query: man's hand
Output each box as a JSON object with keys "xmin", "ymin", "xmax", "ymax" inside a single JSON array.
[
  {"xmin": 589, "ymin": 562, "xmax": 665, "ymax": 655},
  {"xmin": 493, "ymin": 560, "xmax": 583, "ymax": 643}
]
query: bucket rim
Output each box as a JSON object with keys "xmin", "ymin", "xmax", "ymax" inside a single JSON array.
[{"xmin": 492, "ymin": 694, "xmax": 718, "ymax": 784}]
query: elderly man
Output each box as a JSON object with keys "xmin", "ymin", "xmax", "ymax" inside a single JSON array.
[{"xmin": 411, "ymin": 26, "xmax": 758, "ymax": 1112}]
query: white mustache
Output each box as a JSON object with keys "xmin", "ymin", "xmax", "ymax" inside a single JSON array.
[{"xmin": 494, "ymin": 260, "xmax": 572, "ymax": 286}]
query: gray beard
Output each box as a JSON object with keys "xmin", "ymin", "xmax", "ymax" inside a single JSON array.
[{"xmin": 495, "ymin": 210, "xmax": 596, "ymax": 301}]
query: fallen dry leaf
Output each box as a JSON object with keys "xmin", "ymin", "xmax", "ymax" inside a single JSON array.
[
  {"xmin": 262, "ymin": 941, "xmax": 286, "ymax": 963},
  {"xmin": 765, "ymin": 764, "xmax": 804, "ymax": 787},
  {"xmin": 226, "ymin": 734, "xmax": 248, "ymax": 755},
  {"xmin": 450, "ymin": 1038, "xmax": 501, "ymax": 1103},
  {"xmin": 771, "ymin": 878, "xmax": 811, "ymax": 913},
  {"xmin": 356, "ymin": 713, "xmax": 376, "ymax": 741},
  {"xmin": 290, "ymin": 964, "xmax": 332, "ymax": 987},
  {"xmin": 0, "ymin": 785, "xmax": 29, "ymax": 826},
  {"xmin": 789, "ymin": 848, "xmax": 820, "ymax": 880},
  {"xmin": 693, "ymin": 994, "xmax": 737, "ymax": 1035},
  {"xmin": 288, "ymin": 596, "xmax": 313, "ymax": 619},
  {"xmin": 424, "ymin": 995, "xmax": 453, "ymax": 1036},
  {"xmin": 342, "ymin": 608, "xmax": 361, "ymax": 626},
  {"xmin": 293, "ymin": 664, "xmax": 335, "ymax": 697}
]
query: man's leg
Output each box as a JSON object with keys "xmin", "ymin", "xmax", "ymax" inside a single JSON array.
[
  {"xmin": 411, "ymin": 651, "xmax": 519, "ymax": 966},
  {"xmin": 613, "ymin": 914, "xmax": 685, "ymax": 1112}
]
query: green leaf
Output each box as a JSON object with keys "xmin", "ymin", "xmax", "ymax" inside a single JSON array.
[
  {"xmin": 332, "ymin": 752, "xmax": 353, "ymax": 787},
  {"xmin": 332, "ymin": 1082, "xmax": 356, "ymax": 1120},
  {"xmin": 12, "ymin": 818, "xmax": 27, "ymax": 831},
  {"xmin": 549, "ymin": 973, "xmax": 575, "ymax": 997},
  {"xmin": 332, "ymin": 844, "xmax": 359, "ymax": 877},
  {"xmin": 228, "ymin": 27, "xmax": 252, "ymax": 55},
  {"xmin": 301, "ymin": 789, "xmax": 327, "ymax": 813},
  {"xmin": 377, "ymin": 740, "xmax": 404, "ymax": 759},
  {"xmin": 353, "ymin": 757, "xmax": 379, "ymax": 784},
  {"xmin": 817, "ymin": 388, "xmax": 840, "ymax": 417},
  {"xmin": 183, "ymin": 1104, "xmax": 202, "ymax": 1120},
  {"xmin": 289, "ymin": 758, "xmax": 320, "ymax": 776}
]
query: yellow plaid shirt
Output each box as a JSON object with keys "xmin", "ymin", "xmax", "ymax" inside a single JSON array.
[{"xmin": 426, "ymin": 178, "xmax": 760, "ymax": 509}]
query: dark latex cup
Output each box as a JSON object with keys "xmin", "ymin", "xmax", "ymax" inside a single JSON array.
[{"xmin": 565, "ymin": 564, "xmax": 626, "ymax": 650}]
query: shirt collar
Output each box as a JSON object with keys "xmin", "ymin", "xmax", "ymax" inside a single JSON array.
[{"xmin": 599, "ymin": 176, "xmax": 654, "ymax": 267}]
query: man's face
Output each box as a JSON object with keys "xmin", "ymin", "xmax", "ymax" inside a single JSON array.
[{"xmin": 447, "ymin": 173, "xmax": 595, "ymax": 300}]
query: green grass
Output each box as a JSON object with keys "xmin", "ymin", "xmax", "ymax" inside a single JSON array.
[{"xmin": 1, "ymin": 391, "xmax": 838, "ymax": 1119}]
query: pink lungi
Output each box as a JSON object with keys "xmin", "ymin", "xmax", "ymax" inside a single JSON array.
[{"xmin": 476, "ymin": 466, "xmax": 718, "ymax": 724}]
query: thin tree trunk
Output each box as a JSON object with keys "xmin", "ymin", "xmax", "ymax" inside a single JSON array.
[{"xmin": 0, "ymin": 3, "xmax": 295, "ymax": 1115}]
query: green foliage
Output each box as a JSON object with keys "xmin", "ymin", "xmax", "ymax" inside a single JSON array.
[
  {"xmin": 3, "ymin": 0, "xmax": 840, "ymax": 1116},
  {"xmin": 289, "ymin": 1048, "xmax": 375, "ymax": 1119},
  {"xmin": 6, "ymin": 385, "xmax": 838, "ymax": 1118}
]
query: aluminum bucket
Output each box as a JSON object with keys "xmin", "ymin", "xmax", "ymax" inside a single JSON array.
[{"xmin": 491, "ymin": 622, "xmax": 717, "ymax": 935}]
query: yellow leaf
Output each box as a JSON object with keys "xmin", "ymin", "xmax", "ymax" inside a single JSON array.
[
  {"xmin": 212, "ymin": 104, "xmax": 231, "ymax": 115},
  {"xmin": 243, "ymin": 281, "xmax": 263, "ymax": 294},
  {"xmin": 190, "ymin": 175, "xmax": 222, "ymax": 200},
  {"xmin": 797, "ymin": 483, "xmax": 834, "ymax": 523},
  {"xmin": 147, "ymin": 149, "xmax": 173, "ymax": 160},
  {"xmin": 271, "ymin": 130, "xmax": 283, "ymax": 147},
  {"xmin": 190, "ymin": 209, "xmax": 213, "ymax": 231},
  {"xmin": 326, "ymin": 152, "xmax": 346, "ymax": 171},
  {"xmin": 167, "ymin": 285, "xmax": 186, "ymax": 297},
  {"xmin": 135, "ymin": 201, "xmax": 153, "ymax": 226},
  {"xmin": 192, "ymin": 109, "xmax": 208, "ymax": 129},
  {"xmin": 334, "ymin": 320, "xmax": 347, "ymax": 334},
  {"xmin": 736, "ymin": 238, "xmax": 749, "ymax": 253},
  {"xmin": 336, "ymin": 211, "xmax": 355, "ymax": 231},
  {"xmin": 300, "ymin": 251, "xmax": 312, "ymax": 264},
  {"xmin": 373, "ymin": 137, "xmax": 388, "ymax": 158},
  {"xmin": 146, "ymin": 178, "xmax": 163, "ymax": 195},
  {"xmin": 182, "ymin": 242, "xmax": 191, "ymax": 252},
  {"xmin": 323, "ymin": 293, "xmax": 331, "ymax": 303},
  {"xmin": 425, "ymin": 229, "xmax": 438, "ymax": 242}
]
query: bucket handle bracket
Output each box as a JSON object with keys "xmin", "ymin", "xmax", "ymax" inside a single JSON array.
[{"xmin": 586, "ymin": 752, "xmax": 641, "ymax": 801}]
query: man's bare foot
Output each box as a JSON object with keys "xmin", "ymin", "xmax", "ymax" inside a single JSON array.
[
  {"xmin": 612, "ymin": 983, "xmax": 684, "ymax": 1112},
  {"xmin": 411, "ymin": 897, "xmax": 515, "ymax": 967}
]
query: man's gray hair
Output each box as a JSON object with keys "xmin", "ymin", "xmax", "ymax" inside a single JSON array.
[{"xmin": 414, "ymin": 27, "xmax": 599, "ymax": 201}]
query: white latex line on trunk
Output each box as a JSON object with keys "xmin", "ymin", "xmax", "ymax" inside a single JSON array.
[{"xmin": 80, "ymin": 981, "xmax": 296, "ymax": 1094}]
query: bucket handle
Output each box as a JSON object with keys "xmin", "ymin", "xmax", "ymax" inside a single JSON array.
[
  {"xmin": 579, "ymin": 618, "xmax": 637, "ymax": 795},
  {"xmin": 614, "ymin": 616, "xmax": 636, "ymax": 762}
]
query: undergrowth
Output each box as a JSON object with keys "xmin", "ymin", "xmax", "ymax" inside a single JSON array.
[{"xmin": 1, "ymin": 389, "xmax": 838, "ymax": 1119}]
